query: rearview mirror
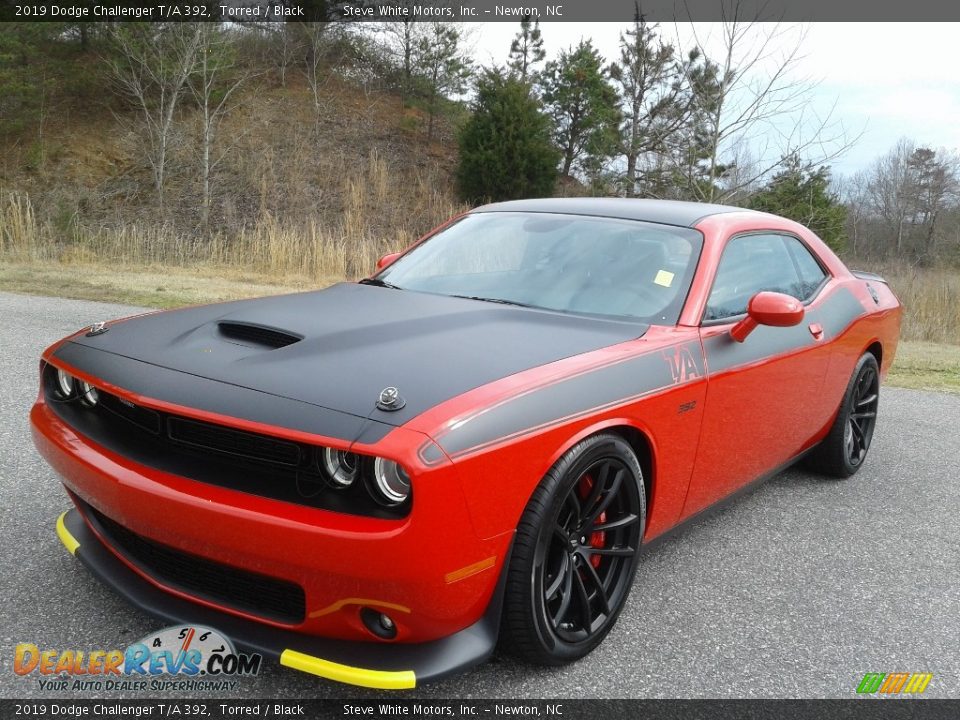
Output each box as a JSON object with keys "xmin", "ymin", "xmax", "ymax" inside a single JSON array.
[
  {"xmin": 376, "ymin": 252, "xmax": 402, "ymax": 272},
  {"xmin": 730, "ymin": 291, "xmax": 804, "ymax": 343}
]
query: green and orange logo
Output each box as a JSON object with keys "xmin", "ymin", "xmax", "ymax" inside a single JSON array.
[{"xmin": 856, "ymin": 672, "xmax": 933, "ymax": 695}]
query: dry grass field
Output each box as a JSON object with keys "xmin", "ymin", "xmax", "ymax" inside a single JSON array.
[{"xmin": 1, "ymin": 237, "xmax": 956, "ymax": 394}]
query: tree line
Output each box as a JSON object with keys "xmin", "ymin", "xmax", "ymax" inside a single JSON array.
[
  {"xmin": 1, "ymin": 16, "xmax": 958, "ymax": 265},
  {"xmin": 841, "ymin": 140, "xmax": 960, "ymax": 265}
]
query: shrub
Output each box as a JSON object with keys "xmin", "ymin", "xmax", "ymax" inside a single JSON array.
[{"xmin": 456, "ymin": 68, "xmax": 559, "ymax": 204}]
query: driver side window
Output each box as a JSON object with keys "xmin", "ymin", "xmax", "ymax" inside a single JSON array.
[{"xmin": 704, "ymin": 234, "xmax": 821, "ymax": 321}]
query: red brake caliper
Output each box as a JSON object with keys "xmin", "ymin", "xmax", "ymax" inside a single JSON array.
[{"xmin": 577, "ymin": 475, "xmax": 606, "ymax": 569}]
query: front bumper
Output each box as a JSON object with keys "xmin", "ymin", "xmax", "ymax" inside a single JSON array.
[
  {"xmin": 31, "ymin": 392, "xmax": 508, "ymax": 637},
  {"xmin": 31, "ymin": 383, "xmax": 514, "ymax": 687},
  {"xmin": 56, "ymin": 508, "xmax": 505, "ymax": 689}
]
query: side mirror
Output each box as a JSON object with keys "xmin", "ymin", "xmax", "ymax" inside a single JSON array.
[
  {"xmin": 730, "ymin": 291, "xmax": 804, "ymax": 343},
  {"xmin": 376, "ymin": 252, "xmax": 401, "ymax": 272}
]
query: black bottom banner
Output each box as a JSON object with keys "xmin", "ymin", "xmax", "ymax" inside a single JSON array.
[{"xmin": 2, "ymin": 699, "xmax": 958, "ymax": 720}]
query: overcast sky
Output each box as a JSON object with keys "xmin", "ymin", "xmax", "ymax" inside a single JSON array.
[{"xmin": 470, "ymin": 22, "xmax": 960, "ymax": 178}]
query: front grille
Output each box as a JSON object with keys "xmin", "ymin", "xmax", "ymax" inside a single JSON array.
[
  {"xmin": 99, "ymin": 391, "xmax": 161, "ymax": 434},
  {"xmin": 43, "ymin": 364, "xmax": 410, "ymax": 519},
  {"xmin": 85, "ymin": 503, "xmax": 306, "ymax": 624},
  {"xmin": 218, "ymin": 322, "xmax": 301, "ymax": 349},
  {"xmin": 168, "ymin": 417, "xmax": 301, "ymax": 466}
]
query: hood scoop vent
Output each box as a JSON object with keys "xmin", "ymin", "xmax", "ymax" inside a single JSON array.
[{"xmin": 217, "ymin": 321, "xmax": 302, "ymax": 349}]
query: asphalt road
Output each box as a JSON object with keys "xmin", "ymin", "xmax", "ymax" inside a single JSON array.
[{"xmin": 1, "ymin": 290, "xmax": 957, "ymax": 700}]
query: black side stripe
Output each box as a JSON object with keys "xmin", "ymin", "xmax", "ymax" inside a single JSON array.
[
  {"xmin": 703, "ymin": 286, "xmax": 865, "ymax": 374},
  {"xmin": 436, "ymin": 341, "xmax": 704, "ymax": 459},
  {"xmin": 432, "ymin": 287, "xmax": 865, "ymax": 461}
]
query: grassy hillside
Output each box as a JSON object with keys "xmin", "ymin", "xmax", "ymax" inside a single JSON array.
[{"xmin": 1, "ymin": 68, "xmax": 466, "ymax": 282}]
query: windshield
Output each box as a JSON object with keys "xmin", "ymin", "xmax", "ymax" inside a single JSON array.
[{"xmin": 375, "ymin": 212, "xmax": 703, "ymax": 324}]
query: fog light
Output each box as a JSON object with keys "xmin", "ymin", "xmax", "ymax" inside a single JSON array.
[{"xmin": 360, "ymin": 607, "xmax": 398, "ymax": 640}]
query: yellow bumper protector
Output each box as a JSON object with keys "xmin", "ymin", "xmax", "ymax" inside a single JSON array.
[
  {"xmin": 279, "ymin": 649, "xmax": 415, "ymax": 690},
  {"xmin": 57, "ymin": 512, "xmax": 79, "ymax": 555}
]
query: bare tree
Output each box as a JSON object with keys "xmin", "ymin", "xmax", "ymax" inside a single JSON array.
[
  {"xmin": 378, "ymin": 11, "xmax": 426, "ymax": 107},
  {"xmin": 864, "ymin": 139, "xmax": 960, "ymax": 260},
  {"xmin": 837, "ymin": 170, "xmax": 870, "ymax": 257},
  {"xmin": 907, "ymin": 147, "xmax": 960, "ymax": 255},
  {"xmin": 675, "ymin": 2, "xmax": 857, "ymax": 202},
  {"xmin": 189, "ymin": 25, "xmax": 252, "ymax": 227},
  {"xmin": 107, "ymin": 24, "xmax": 202, "ymax": 209},
  {"xmin": 302, "ymin": 23, "xmax": 326, "ymax": 128},
  {"xmin": 416, "ymin": 22, "xmax": 472, "ymax": 140},
  {"xmin": 717, "ymin": 139, "xmax": 762, "ymax": 203},
  {"xmin": 866, "ymin": 138, "xmax": 917, "ymax": 255},
  {"xmin": 270, "ymin": 23, "xmax": 301, "ymax": 87}
]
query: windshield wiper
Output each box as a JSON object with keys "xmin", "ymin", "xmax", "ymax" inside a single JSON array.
[
  {"xmin": 359, "ymin": 278, "xmax": 404, "ymax": 290},
  {"xmin": 451, "ymin": 294, "xmax": 536, "ymax": 308}
]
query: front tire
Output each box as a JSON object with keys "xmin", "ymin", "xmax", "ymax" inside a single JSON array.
[
  {"xmin": 500, "ymin": 433, "xmax": 646, "ymax": 665},
  {"xmin": 806, "ymin": 352, "xmax": 880, "ymax": 478}
]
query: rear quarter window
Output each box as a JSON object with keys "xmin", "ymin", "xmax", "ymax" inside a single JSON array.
[{"xmin": 785, "ymin": 236, "xmax": 828, "ymax": 298}]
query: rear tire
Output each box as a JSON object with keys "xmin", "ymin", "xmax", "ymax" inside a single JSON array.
[
  {"xmin": 806, "ymin": 352, "xmax": 880, "ymax": 478},
  {"xmin": 500, "ymin": 433, "xmax": 645, "ymax": 665}
]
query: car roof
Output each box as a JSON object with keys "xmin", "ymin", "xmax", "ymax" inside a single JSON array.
[{"xmin": 472, "ymin": 198, "xmax": 757, "ymax": 228}]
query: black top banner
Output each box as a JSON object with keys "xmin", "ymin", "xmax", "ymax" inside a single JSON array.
[{"xmin": 2, "ymin": 0, "xmax": 960, "ymax": 22}]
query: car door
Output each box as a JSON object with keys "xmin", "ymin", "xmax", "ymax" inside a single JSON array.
[{"xmin": 682, "ymin": 232, "xmax": 833, "ymax": 516}]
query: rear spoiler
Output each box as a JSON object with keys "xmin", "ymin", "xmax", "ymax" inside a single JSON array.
[{"xmin": 852, "ymin": 270, "xmax": 887, "ymax": 284}]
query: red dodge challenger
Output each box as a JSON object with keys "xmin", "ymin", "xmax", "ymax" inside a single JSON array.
[{"xmin": 32, "ymin": 199, "xmax": 901, "ymax": 689}]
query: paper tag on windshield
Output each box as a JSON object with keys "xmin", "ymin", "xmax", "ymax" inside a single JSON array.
[{"xmin": 654, "ymin": 270, "xmax": 674, "ymax": 287}]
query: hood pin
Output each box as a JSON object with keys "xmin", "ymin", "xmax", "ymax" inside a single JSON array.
[{"xmin": 377, "ymin": 386, "xmax": 406, "ymax": 411}]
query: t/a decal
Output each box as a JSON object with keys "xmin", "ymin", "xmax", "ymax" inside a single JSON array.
[{"xmin": 663, "ymin": 345, "xmax": 701, "ymax": 385}]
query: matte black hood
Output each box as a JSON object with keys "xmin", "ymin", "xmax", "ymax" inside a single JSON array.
[{"xmin": 62, "ymin": 283, "xmax": 648, "ymax": 426}]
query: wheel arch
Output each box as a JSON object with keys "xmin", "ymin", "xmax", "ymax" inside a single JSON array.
[
  {"xmin": 542, "ymin": 419, "xmax": 656, "ymax": 532},
  {"xmin": 864, "ymin": 339, "xmax": 883, "ymax": 368},
  {"xmin": 606, "ymin": 426, "xmax": 654, "ymax": 512}
]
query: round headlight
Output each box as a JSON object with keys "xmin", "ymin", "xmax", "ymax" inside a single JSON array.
[
  {"xmin": 370, "ymin": 457, "xmax": 411, "ymax": 506},
  {"xmin": 322, "ymin": 447, "xmax": 359, "ymax": 488},
  {"xmin": 79, "ymin": 381, "xmax": 99, "ymax": 406},
  {"xmin": 56, "ymin": 368, "xmax": 75, "ymax": 398}
]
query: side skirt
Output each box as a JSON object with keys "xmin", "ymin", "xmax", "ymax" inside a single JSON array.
[{"xmin": 640, "ymin": 446, "xmax": 817, "ymax": 555}]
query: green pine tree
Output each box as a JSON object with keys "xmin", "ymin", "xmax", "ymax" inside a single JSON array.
[
  {"xmin": 507, "ymin": 15, "xmax": 545, "ymax": 82},
  {"xmin": 608, "ymin": 11, "xmax": 685, "ymax": 197},
  {"xmin": 663, "ymin": 49, "xmax": 729, "ymax": 201},
  {"xmin": 540, "ymin": 39, "xmax": 620, "ymax": 180},
  {"xmin": 456, "ymin": 67, "xmax": 559, "ymax": 203},
  {"xmin": 749, "ymin": 156, "xmax": 847, "ymax": 251}
]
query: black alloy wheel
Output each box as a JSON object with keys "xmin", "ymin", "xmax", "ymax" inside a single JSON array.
[
  {"xmin": 845, "ymin": 361, "xmax": 879, "ymax": 467},
  {"xmin": 805, "ymin": 352, "xmax": 881, "ymax": 478},
  {"xmin": 501, "ymin": 433, "xmax": 645, "ymax": 665}
]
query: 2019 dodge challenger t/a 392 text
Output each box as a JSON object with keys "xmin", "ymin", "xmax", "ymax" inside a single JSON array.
[{"xmin": 32, "ymin": 199, "xmax": 901, "ymax": 689}]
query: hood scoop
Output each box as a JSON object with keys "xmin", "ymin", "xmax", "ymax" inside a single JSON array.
[{"xmin": 217, "ymin": 321, "xmax": 302, "ymax": 349}]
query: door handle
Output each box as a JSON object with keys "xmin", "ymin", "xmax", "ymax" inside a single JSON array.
[{"xmin": 808, "ymin": 323, "xmax": 824, "ymax": 340}]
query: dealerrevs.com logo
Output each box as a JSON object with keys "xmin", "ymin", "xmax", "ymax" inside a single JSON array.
[
  {"xmin": 14, "ymin": 625, "xmax": 261, "ymax": 692},
  {"xmin": 856, "ymin": 672, "xmax": 934, "ymax": 695}
]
